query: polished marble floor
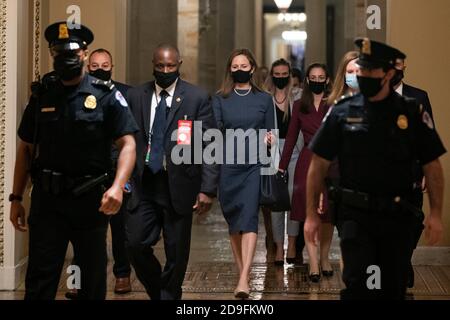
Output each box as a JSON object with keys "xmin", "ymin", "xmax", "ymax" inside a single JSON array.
[{"xmin": 1, "ymin": 201, "xmax": 450, "ymax": 300}]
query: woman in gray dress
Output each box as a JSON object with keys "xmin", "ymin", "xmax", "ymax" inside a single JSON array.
[{"xmin": 212, "ymin": 49, "xmax": 275, "ymax": 299}]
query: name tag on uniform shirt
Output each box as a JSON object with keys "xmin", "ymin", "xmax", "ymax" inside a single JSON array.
[
  {"xmin": 177, "ymin": 120, "xmax": 192, "ymax": 145},
  {"xmin": 41, "ymin": 107, "xmax": 56, "ymax": 113},
  {"xmin": 346, "ymin": 117, "xmax": 364, "ymax": 123}
]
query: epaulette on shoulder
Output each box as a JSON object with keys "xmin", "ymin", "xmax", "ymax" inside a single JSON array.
[
  {"xmin": 92, "ymin": 79, "xmax": 115, "ymax": 91},
  {"xmin": 333, "ymin": 92, "xmax": 355, "ymax": 106},
  {"xmin": 41, "ymin": 71, "xmax": 58, "ymax": 83}
]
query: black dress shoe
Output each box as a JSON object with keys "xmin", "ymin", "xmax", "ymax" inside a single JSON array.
[
  {"xmin": 309, "ymin": 273, "xmax": 321, "ymax": 283},
  {"xmin": 274, "ymin": 260, "xmax": 284, "ymax": 266}
]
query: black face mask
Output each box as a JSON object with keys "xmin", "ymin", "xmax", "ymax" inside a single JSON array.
[
  {"xmin": 154, "ymin": 70, "xmax": 180, "ymax": 89},
  {"xmin": 53, "ymin": 51, "xmax": 84, "ymax": 81},
  {"xmin": 308, "ymin": 81, "xmax": 327, "ymax": 95},
  {"xmin": 231, "ymin": 70, "xmax": 253, "ymax": 84},
  {"xmin": 90, "ymin": 69, "xmax": 112, "ymax": 81},
  {"xmin": 390, "ymin": 69, "xmax": 404, "ymax": 88},
  {"xmin": 357, "ymin": 76, "xmax": 384, "ymax": 98},
  {"xmin": 272, "ymin": 76, "xmax": 290, "ymax": 90}
]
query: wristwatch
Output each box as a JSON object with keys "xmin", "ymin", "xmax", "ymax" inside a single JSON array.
[{"xmin": 8, "ymin": 194, "xmax": 23, "ymax": 202}]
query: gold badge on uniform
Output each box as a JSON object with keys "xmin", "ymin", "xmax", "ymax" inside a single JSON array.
[
  {"xmin": 397, "ymin": 115, "xmax": 408, "ymax": 130},
  {"xmin": 84, "ymin": 95, "xmax": 97, "ymax": 110},
  {"xmin": 362, "ymin": 38, "xmax": 371, "ymax": 55},
  {"xmin": 58, "ymin": 23, "xmax": 69, "ymax": 40}
]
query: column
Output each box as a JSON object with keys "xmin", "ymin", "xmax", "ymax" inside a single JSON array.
[
  {"xmin": 366, "ymin": 0, "xmax": 387, "ymax": 42},
  {"xmin": 114, "ymin": 0, "xmax": 129, "ymax": 83},
  {"xmin": 0, "ymin": 0, "xmax": 31, "ymax": 290},
  {"xmin": 215, "ymin": 0, "xmax": 236, "ymax": 90},
  {"xmin": 178, "ymin": 0, "xmax": 200, "ymax": 84},
  {"xmin": 305, "ymin": 0, "xmax": 327, "ymax": 67},
  {"xmin": 127, "ymin": 0, "xmax": 178, "ymax": 85},
  {"xmin": 254, "ymin": 0, "xmax": 263, "ymax": 65},
  {"xmin": 198, "ymin": 0, "xmax": 218, "ymax": 93},
  {"xmin": 198, "ymin": 0, "xmax": 237, "ymax": 93},
  {"xmin": 233, "ymin": 0, "xmax": 264, "ymax": 65},
  {"xmin": 235, "ymin": 0, "xmax": 257, "ymax": 55}
]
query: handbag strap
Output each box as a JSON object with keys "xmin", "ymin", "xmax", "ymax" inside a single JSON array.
[{"xmin": 272, "ymin": 98, "xmax": 282, "ymax": 168}]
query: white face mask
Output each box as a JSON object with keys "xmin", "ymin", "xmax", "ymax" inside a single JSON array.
[
  {"xmin": 345, "ymin": 73, "xmax": 360, "ymax": 91},
  {"xmin": 292, "ymin": 87, "xmax": 302, "ymax": 97}
]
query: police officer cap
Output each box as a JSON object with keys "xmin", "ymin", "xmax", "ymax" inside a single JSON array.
[
  {"xmin": 45, "ymin": 21, "xmax": 94, "ymax": 51},
  {"xmin": 355, "ymin": 38, "xmax": 406, "ymax": 69}
]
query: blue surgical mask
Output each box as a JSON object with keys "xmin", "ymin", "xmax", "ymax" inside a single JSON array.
[{"xmin": 345, "ymin": 73, "xmax": 359, "ymax": 91}]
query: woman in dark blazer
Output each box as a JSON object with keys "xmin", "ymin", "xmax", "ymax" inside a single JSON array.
[{"xmin": 279, "ymin": 63, "xmax": 334, "ymax": 283}]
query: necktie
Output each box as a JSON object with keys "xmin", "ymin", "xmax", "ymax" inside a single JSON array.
[{"xmin": 148, "ymin": 90, "xmax": 169, "ymax": 174}]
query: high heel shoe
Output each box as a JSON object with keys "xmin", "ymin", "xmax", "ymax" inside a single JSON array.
[
  {"xmin": 308, "ymin": 273, "xmax": 321, "ymax": 283},
  {"xmin": 322, "ymin": 269, "xmax": 334, "ymax": 277},
  {"xmin": 309, "ymin": 264, "xmax": 321, "ymax": 283},
  {"xmin": 234, "ymin": 288, "xmax": 250, "ymax": 299},
  {"xmin": 321, "ymin": 262, "xmax": 334, "ymax": 277},
  {"xmin": 274, "ymin": 247, "xmax": 284, "ymax": 266}
]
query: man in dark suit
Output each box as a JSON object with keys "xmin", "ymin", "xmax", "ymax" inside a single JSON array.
[
  {"xmin": 393, "ymin": 57, "xmax": 434, "ymax": 120},
  {"xmin": 392, "ymin": 56, "xmax": 436, "ymax": 289},
  {"xmin": 125, "ymin": 44, "xmax": 219, "ymax": 300}
]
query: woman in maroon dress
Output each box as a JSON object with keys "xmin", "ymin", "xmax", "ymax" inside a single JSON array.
[{"xmin": 278, "ymin": 63, "xmax": 334, "ymax": 282}]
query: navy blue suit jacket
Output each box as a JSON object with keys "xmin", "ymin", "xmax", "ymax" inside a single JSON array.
[{"xmin": 126, "ymin": 79, "xmax": 219, "ymax": 215}]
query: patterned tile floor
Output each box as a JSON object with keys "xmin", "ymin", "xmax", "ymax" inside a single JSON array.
[{"xmin": 1, "ymin": 201, "xmax": 450, "ymax": 300}]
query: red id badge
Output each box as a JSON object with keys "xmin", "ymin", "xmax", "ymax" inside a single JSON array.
[{"xmin": 177, "ymin": 120, "xmax": 192, "ymax": 145}]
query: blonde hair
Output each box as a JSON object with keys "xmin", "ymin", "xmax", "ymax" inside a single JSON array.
[
  {"xmin": 328, "ymin": 51, "xmax": 359, "ymax": 105},
  {"xmin": 253, "ymin": 66, "xmax": 269, "ymax": 88}
]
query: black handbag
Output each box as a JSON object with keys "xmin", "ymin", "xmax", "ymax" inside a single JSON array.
[
  {"xmin": 259, "ymin": 97, "xmax": 291, "ymax": 212},
  {"xmin": 260, "ymin": 170, "xmax": 291, "ymax": 211}
]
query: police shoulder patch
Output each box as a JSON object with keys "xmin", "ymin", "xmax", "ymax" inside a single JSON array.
[
  {"xmin": 422, "ymin": 111, "xmax": 434, "ymax": 130},
  {"xmin": 92, "ymin": 79, "xmax": 115, "ymax": 91},
  {"xmin": 115, "ymin": 90, "xmax": 128, "ymax": 107}
]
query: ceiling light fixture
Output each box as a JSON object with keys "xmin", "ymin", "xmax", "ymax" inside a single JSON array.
[{"xmin": 274, "ymin": 0, "xmax": 293, "ymax": 12}]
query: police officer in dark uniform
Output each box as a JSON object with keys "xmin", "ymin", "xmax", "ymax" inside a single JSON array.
[
  {"xmin": 9, "ymin": 22, "xmax": 138, "ymax": 300},
  {"xmin": 304, "ymin": 38, "xmax": 446, "ymax": 300}
]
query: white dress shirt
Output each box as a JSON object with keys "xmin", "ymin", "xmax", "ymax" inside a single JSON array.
[
  {"xmin": 395, "ymin": 82, "xmax": 404, "ymax": 96},
  {"xmin": 149, "ymin": 79, "xmax": 178, "ymax": 133}
]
